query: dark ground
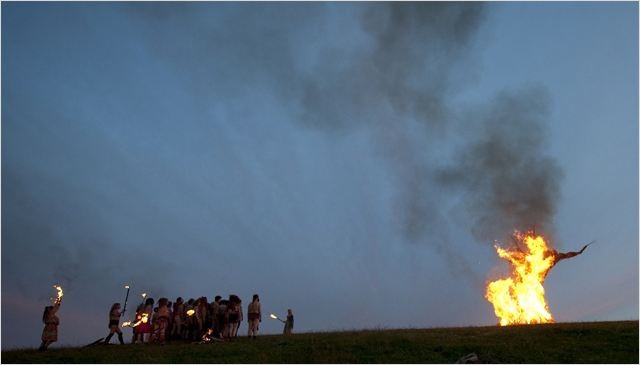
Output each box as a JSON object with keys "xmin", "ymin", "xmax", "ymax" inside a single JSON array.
[{"xmin": 2, "ymin": 320, "xmax": 638, "ymax": 363}]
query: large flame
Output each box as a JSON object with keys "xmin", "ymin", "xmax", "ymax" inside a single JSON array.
[{"xmin": 485, "ymin": 231, "xmax": 555, "ymax": 326}]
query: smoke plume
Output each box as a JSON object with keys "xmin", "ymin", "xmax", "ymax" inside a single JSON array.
[{"xmin": 436, "ymin": 89, "xmax": 563, "ymax": 243}]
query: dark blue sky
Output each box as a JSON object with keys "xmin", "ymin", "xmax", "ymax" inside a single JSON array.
[{"xmin": 2, "ymin": 2, "xmax": 638, "ymax": 349}]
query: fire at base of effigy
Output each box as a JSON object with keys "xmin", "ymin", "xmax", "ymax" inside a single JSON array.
[{"xmin": 485, "ymin": 231, "xmax": 592, "ymax": 326}]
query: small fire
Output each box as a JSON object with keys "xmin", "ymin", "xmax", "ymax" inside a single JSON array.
[
  {"xmin": 52, "ymin": 285, "xmax": 63, "ymax": 304},
  {"xmin": 186, "ymin": 309, "xmax": 195, "ymax": 316},
  {"xmin": 201, "ymin": 328, "xmax": 214, "ymax": 343},
  {"xmin": 485, "ymin": 231, "xmax": 555, "ymax": 326},
  {"xmin": 130, "ymin": 313, "xmax": 149, "ymax": 327},
  {"xmin": 270, "ymin": 313, "xmax": 279, "ymax": 320},
  {"xmin": 122, "ymin": 321, "xmax": 132, "ymax": 327}
]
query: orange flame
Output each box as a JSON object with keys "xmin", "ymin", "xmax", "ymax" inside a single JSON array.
[
  {"xmin": 52, "ymin": 285, "xmax": 63, "ymax": 305},
  {"xmin": 186, "ymin": 309, "xmax": 195, "ymax": 316},
  {"xmin": 130, "ymin": 313, "xmax": 149, "ymax": 327},
  {"xmin": 485, "ymin": 231, "xmax": 555, "ymax": 326}
]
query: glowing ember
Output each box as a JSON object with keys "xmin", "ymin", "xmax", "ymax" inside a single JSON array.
[
  {"xmin": 485, "ymin": 231, "xmax": 555, "ymax": 326},
  {"xmin": 52, "ymin": 285, "xmax": 64, "ymax": 304},
  {"xmin": 186, "ymin": 309, "xmax": 195, "ymax": 316}
]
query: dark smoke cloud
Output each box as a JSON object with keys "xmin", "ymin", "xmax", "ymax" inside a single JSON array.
[
  {"xmin": 295, "ymin": 3, "xmax": 486, "ymax": 246},
  {"xmin": 436, "ymin": 88, "xmax": 563, "ymax": 243},
  {"xmin": 124, "ymin": 2, "xmax": 561, "ymax": 261},
  {"xmin": 299, "ymin": 3, "xmax": 485, "ymax": 129},
  {"xmin": 120, "ymin": 2, "xmax": 490, "ymax": 253}
]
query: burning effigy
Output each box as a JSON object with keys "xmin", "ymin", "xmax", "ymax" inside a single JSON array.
[{"xmin": 485, "ymin": 230, "xmax": 592, "ymax": 326}]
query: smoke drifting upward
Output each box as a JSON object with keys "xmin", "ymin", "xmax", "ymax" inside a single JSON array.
[
  {"xmin": 294, "ymin": 3, "xmax": 487, "ymax": 246},
  {"xmin": 291, "ymin": 3, "xmax": 563, "ymax": 251},
  {"xmin": 298, "ymin": 3, "xmax": 485, "ymax": 130},
  {"xmin": 437, "ymin": 89, "xmax": 563, "ymax": 243}
]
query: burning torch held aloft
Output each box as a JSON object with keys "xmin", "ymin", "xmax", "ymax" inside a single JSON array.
[{"xmin": 40, "ymin": 285, "xmax": 63, "ymax": 351}]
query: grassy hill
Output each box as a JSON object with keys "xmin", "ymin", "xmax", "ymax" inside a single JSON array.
[{"xmin": 2, "ymin": 321, "xmax": 637, "ymax": 363}]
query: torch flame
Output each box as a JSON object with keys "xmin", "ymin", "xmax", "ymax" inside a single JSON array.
[
  {"xmin": 130, "ymin": 313, "xmax": 149, "ymax": 327},
  {"xmin": 485, "ymin": 231, "xmax": 555, "ymax": 326},
  {"xmin": 269, "ymin": 313, "xmax": 278, "ymax": 319},
  {"xmin": 121, "ymin": 321, "xmax": 132, "ymax": 327},
  {"xmin": 52, "ymin": 285, "xmax": 63, "ymax": 304},
  {"xmin": 186, "ymin": 309, "xmax": 195, "ymax": 316}
]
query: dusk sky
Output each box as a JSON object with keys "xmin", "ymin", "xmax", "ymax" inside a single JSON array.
[{"xmin": 2, "ymin": 2, "xmax": 638, "ymax": 349}]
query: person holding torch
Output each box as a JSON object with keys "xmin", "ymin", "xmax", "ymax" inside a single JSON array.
[
  {"xmin": 103, "ymin": 303, "xmax": 125, "ymax": 344},
  {"xmin": 39, "ymin": 285, "xmax": 63, "ymax": 351},
  {"xmin": 283, "ymin": 309, "xmax": 294, "ymax": 335}
]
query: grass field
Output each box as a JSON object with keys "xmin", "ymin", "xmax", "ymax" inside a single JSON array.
[{"xmin": 2, "ymin": 321, "xmax": 638, "ymax": 363}]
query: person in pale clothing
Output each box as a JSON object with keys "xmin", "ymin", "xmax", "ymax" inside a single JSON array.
[
  {"xmin": 153, "ymin": 298, "xmax": 171, "ymax": 344},
  {"xmin": 195, "ymin": 297, "xmax": 208, "ymax": 338},
  {"xmin": 247, "ymin": 294, "xmax": 261, "ymax": 339},
  {"xmin": 283, "ymin": 309, "xmax": 294, "ymax": 335}
]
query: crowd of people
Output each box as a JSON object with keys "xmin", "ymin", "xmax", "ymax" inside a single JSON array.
[
  {"xmin": 113, "ymin": 294, "xmax": 267, "ymax": 345},
  {"xmin": 39, "ymin": 293, "xmax": 295, "ymax": 350}
]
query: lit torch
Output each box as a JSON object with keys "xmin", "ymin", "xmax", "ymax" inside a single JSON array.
[
  {"xmin": 129, "ymin": 313, "xmax": 149, "ymax": 327},
  {"xmin": 122, "ymin": 285, "xmax": 130, "ymax": 317},
  {"xmin": 52, "ymin": 285, "xmax": 64, "ymax": 305},
  {"xmin": 186, "ymin": 309, "xmax": 195, "ymax": 317},
  {"xmin": 270, "ymin": 313, "xmax": 285, "ymax": 323}
]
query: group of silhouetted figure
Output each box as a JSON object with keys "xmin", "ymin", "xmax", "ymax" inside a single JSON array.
[{"xmin": 40, "ymin": 293, "xmax": 294, "ymax": 350}]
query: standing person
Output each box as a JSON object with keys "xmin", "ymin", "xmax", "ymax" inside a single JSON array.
[
  {"xmin": 227, "ymin": 295, "xmax": 242, "ymax": 338},
  {"xmin": 39, "ymin": 302, "xmax": 61, "ymax": 351},
  {"xmin": 218, "ymin": 299, "xmax": 229, "ymax": 339},
  {"xmin": 196, "ymin": 297, "xmax": 208, "ymax": 338},
  {"xmin": 247, "ymin": 294, "xmax": 261, "ymax": 339},
  {"xmin": 183, "ymin": 298, "xmax": 196, "ymax": 341},
  {"xmin": 235, "ymin": 298, "xmax": 243, "ymax": 337},
  {"xmin": 166, "ymin": 301, "xmax": 173, "ymax": 341},
  {"xmin": 153, "ymin": 298, "xmax": 171, "ymax": 344},
  {"xmin": 132, "ymin": 302, "xmax": 145, "ymax": 344},
  {"xmin": 283, "ymin": 309, "xmax": 294, "ymax": 335},
  {"xmin": 211, "ymin": 296, "xmax": 222, "ymax": 338},
  {"xmin": 171, "ymin": 297, "xmax": 184, "ymax": 340},
  {"xmin": 104, "ymin": 303, "xmax": 125, "ymax": 344},
  {"xmin": 138, "ymin": 298, "xmax": 154, "ymax": 343}
]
